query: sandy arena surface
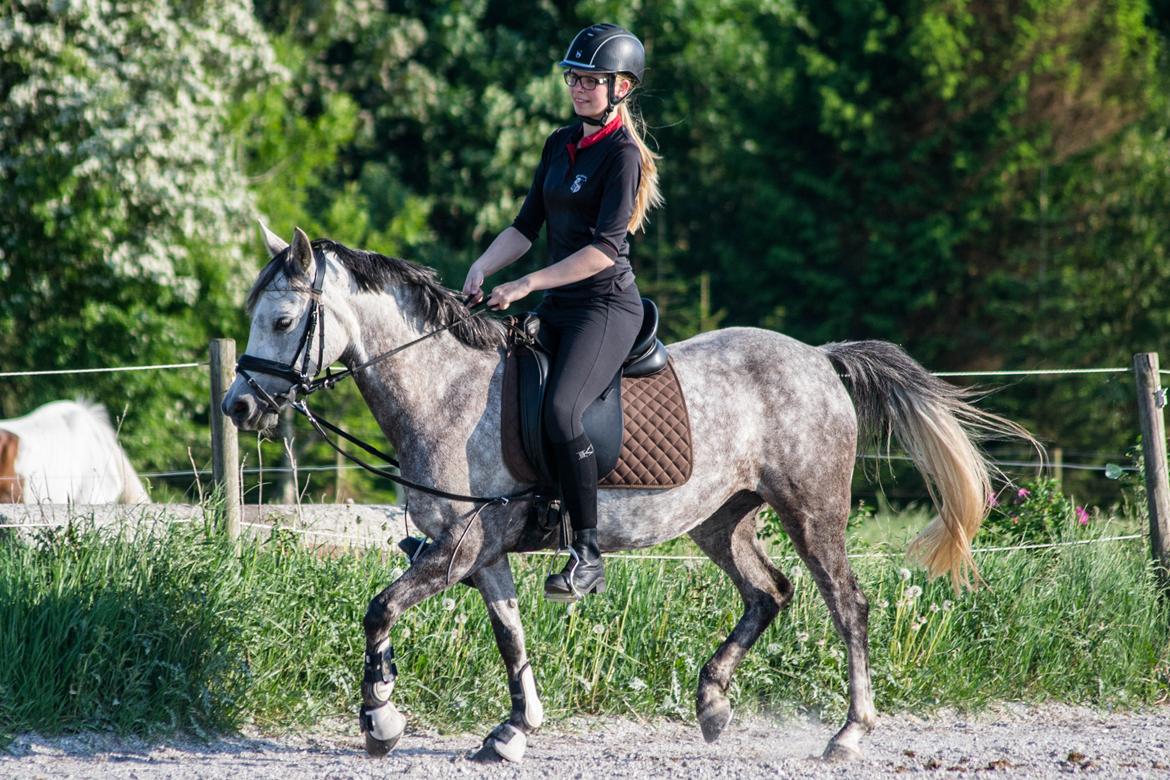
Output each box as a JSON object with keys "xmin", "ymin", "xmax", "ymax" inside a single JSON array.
[{"xmin": 3, "ymin": 704, "xmax": 1169, "ymax": 778}]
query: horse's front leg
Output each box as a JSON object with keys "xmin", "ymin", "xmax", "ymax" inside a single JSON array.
[
  {"xmin": 360, "ymin": 508, "xmax": 493, "ymax": 757},
  {"xmin": 467, "ymin": 556, "xmax": 543, "ymax": 764}
]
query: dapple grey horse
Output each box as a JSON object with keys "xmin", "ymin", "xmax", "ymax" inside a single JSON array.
[{"xmin": 223, "ymin": 226, "xmax": 1030, "ymax": 763}]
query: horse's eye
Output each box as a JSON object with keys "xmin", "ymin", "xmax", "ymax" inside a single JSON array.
[{"xmin": 275, "ymin": 316, "xmax": 293, "ymax": 331}]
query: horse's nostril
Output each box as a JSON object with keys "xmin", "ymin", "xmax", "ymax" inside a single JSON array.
[{"xmin": 230, "ymin": 399, "xmax": 251, "ymax": 419}]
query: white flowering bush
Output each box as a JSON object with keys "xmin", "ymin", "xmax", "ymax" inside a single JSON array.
[
  {"xmin": 0, "ymin": 1, "xmax": 281, "ymax": 472},
  {"xmin": 1, "ymin": 0, "xmax": 279, "ymax": 292}
]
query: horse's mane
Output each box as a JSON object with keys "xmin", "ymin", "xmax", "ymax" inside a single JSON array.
[{"xmin": 246, "ymin": 239, "xmax": 507, "ymax": 351}]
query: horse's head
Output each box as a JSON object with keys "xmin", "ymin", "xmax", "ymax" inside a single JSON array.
[{"xmin": 223, "ymin": 225, "xmax": 354, "ymax": 432}]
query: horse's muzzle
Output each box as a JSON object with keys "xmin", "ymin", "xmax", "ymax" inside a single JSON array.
[{"xmin": 222, "ymin": 382, "xmax": 280, "ymax": 433}]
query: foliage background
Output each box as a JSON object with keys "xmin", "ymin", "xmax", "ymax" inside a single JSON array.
[{"xmin": 2, "ymin": 0, "xmax": 1168, "ymax": 504}]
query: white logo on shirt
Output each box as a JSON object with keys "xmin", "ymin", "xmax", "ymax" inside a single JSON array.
[{"xmin": 570, "ymin": 174, "xmax": 588, "ymax": 193}]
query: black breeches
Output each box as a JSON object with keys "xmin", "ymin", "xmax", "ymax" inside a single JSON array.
[{"xmin": 536, "ymin": 284, "xmax": 643, "ymax": 530}]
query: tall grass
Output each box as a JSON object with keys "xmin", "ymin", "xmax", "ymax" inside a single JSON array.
[{"xmin": 1, "ymin": 510, "xmax": 1167, "ymax": 741}]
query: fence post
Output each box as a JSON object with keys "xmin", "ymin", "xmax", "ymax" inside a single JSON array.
[
  {"xmin": 210, "ymin": 339, "xmax": 241, "ymax": 542},
  {"xmin": 1051, "ymin": 446, "xmax": 1063, "ymax": 488},
  {"xmin": 1134, "ymin": 352, "xmax": 1170, "ymax": 591}
]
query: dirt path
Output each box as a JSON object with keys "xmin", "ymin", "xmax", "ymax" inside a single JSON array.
[{"xmin": 4, "ymin": 704, "xmax": 1169, "ymax": 779}]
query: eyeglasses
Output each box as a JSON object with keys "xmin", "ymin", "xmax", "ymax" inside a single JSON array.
[{"xmin": 563, "ymin": 71, "xmax": 610, "ymax": 91}]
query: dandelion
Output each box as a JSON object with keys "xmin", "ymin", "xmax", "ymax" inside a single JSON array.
[
  {"xmin": 399, "ymin": 626, "xmax": 412, "ymax": 640},
  {"xmin": 877, "ymin": 600, "xmax": 890, "ymax": 610},
  {"xmin": 942, "ymin": 600, "xmax": 954, "ymax": 612},
  {"xmin": 592, "ymin": 623, "xmax": 606, "ymax": 636},
  {"xmin": 1076, "ymin": 506, "xmax": 1090, "ymax": 526},
  {"xmin": 929, "ymin": 603, "xmax": 941, "ymax": 613},
  {"xmin": 790, "ymin": 566, "xmax": 804, "ymax": 580},
  {"xmin": 898, "ymin": 568, "xmax": 912, "ymax": 582},
  {"xmin": 629, "ymin": 677, "xmax": 648, "ymax": 692},
  {"xmin": 816, "ymin": 638, "xmax": 827, "ymax": 648},
  {"xmin": 796, "ymin": 631, "xmax": 810, "ymax": 643},
  {"xmin": 576, "ymin": 675, "xmax": 594, "ymax": 692},
  {"xmin": 905, "ymin": 585, "xmax": 923, "ymax": 601},
  {"xmin": 454, "ymin": 613, "xmax": 468, "ymax": 626},
  {"xmin": 441, "ymin": 597, "xmax": 456, "ymax": 612},
  {"xmin": 766, "ymin": 643, "xmax": 782, "ymax": 655}
]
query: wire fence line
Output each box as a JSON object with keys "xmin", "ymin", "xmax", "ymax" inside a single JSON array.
[
  {"xmin": 516, "ymin": 534, "xmax": 1144, "ymax": 563},
  {"xmin": 0, "ymin": 357, "xmax": 1151, "ymax": 381},
  {"xmin": 128, "ymin": 451, "xmax": 1132, "ymax": 481},
  {"xmin": 0, "ymin": 362, "xmax": 205, "ymax": 378},
  {"xmin": 856, "ymin": 452, "xmax": 1137, "ymax": 474}
]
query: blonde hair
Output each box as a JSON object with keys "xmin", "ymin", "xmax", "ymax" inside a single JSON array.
[{"xmin": 616, "ymin": 83, "xmax": 663, "ymax": 234}]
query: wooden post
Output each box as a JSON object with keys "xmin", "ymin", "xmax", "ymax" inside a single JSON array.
[
  {"xmin": 1051, "ymin": 446, "xmax": 1063, "ymax": 489},
  {"xmin": 210, "ymin": 339, "xmax": 241, "ymax": 541},
  {"xmin": 1134, "ymin": 353, "xmax": 1170, "ymax": 590}
]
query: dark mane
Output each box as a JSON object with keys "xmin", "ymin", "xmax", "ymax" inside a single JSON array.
[{"xmin": 245, "ymin": 238, "xmax": 507, "ymax": 350}]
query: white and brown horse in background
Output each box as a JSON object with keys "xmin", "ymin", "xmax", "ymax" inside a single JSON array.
[{"xmin": 0, "ymin": 400, "xmax": 150, "ymax": 504}]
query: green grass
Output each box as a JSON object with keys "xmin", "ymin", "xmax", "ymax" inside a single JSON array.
[{"xmin": 1, "ymin": 507, "xmax": 1167, "ymax": 742}]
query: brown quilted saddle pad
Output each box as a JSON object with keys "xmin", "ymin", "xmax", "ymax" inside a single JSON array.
[{"xmin": 500, "ymin": 355, "xmax": 694, "ymax": 489}]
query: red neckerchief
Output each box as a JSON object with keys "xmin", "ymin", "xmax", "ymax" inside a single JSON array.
[{"xmin": 566, "ymin": 115, "xmax": 623, "ymax": 166}]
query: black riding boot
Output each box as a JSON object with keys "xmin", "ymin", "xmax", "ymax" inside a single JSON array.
[
  {"xmin": 544, "ymin": 433, "xmax": 605, "ymax": 601},
  {"xmin": 544, "ymin": 528, "xmax": 606, "ymax": 601}
]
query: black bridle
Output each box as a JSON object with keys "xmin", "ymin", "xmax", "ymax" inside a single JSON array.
[{"xmin": 234, "ymin": 247, "xmax": 534, "ymax": 506}]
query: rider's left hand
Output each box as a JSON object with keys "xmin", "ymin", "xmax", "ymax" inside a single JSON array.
[{"xmin": 486, "ymin": 277, "xmax": 533, "ymax": 310}]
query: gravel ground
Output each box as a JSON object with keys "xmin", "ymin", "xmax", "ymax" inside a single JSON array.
[{"xmin": 3, "ymin": 704, "xmax": 1169, "ymax": 779}]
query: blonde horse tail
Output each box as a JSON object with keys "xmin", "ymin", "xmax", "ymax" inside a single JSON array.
[{"xmin": 820, "ymin": 341, "xmax": 1038, "ymax": 590}]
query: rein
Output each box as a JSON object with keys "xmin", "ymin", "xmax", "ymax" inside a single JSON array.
[{"xmin": 235, "ymin": 247, "xmax": 535, "ymax": 506}]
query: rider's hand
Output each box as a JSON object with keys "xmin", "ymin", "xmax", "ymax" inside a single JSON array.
[
  {"xmin": 486, "ymin": 277, "xmax": 533, "ymax": 311},
  {"xmin": 462, "ymin": 263, "xmax": 486, "ymax": 305}
]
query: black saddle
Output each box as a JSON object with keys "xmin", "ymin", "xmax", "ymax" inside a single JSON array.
[{"xmin": 514, "ymin": 297, "xmax": 667, "ymax": 487}]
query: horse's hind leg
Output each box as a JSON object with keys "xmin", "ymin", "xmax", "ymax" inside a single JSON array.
[
  {"xmin": 763, "ymin": 483, "xmax": 877, "ymax": 761},
  {"xmin": 688, "ymin": 490, "xmax": 795, "ymax": 743},
  {"xmin": 467, "ymin": 556, "xmax": 543, "ymax": 764}
]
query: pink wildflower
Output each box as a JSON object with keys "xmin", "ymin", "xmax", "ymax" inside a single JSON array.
[
  {"xmin": 1076, "ymin": 506, "xmax": 1089, "ymax": 526},
  {"xmin": 1017, "ymin": 488, "xmax": 1031, "ymax": 500},
  {"xmin": 987, "ymin": 493, "xmax": 1000, "ymax": 508}
]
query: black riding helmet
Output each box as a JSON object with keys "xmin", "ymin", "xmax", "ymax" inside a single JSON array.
[{"xmin": 559, "ymin": 23, "xmax": 645, "ymax": 125}]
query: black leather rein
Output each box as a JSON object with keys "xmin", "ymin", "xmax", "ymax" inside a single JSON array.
[{"xmin": 234, "ymin": 247, "xmax": 534, "ymax": 506}]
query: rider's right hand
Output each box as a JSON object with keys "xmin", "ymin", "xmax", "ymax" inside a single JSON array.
[{"xmin": 462, "ymin": 263, "xmax": 485, "ymax": 305}]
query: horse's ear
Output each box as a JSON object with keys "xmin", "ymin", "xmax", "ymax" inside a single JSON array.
[
  {"xmin": 290, "ymin": 227, "xmax": 313, "ymax": 275},
  {"xmin": 258, "ymin": 219, "xmax": 288, "ymax": 258}
]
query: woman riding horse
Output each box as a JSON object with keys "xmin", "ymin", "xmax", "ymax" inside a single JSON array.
[{"xmin": 462, "ymin": 23, "xmax": 663, "ymax": 601}]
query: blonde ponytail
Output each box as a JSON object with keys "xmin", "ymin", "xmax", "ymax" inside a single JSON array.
[{"xmin": 616, "ymin": 97, "xmax": 663, "ymax": 234}]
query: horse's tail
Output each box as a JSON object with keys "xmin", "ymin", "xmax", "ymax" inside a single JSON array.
[
  {"xmin": 74, "ymin": 399, "xmax": 151, "ymax": 504},
  {"xmin": 820, "ymin": 340, "xmax": 1037, "ymax": 590},
  {"xmin": 117, "ymin": 450, "xmax": 151, "ymax": 504}
]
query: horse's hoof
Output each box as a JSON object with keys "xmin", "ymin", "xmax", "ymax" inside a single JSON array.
[
  {"xmin": 468, "ymin": 744, "xmax": 507, "ymax": 763},
  {"xmin": 360, "ymin": 701, "xmax": 405, "ymax": 757},
  {"xmin": 821, "ymin": 741, "xmax": 863, "ymax": 763},
  {"xmin": 364, "ymin": 730, "xmax": 402, "ymax": 757},
  {"xmin": 474, "ymin": 723, "xmax": 526, "ymax": 763},
  {"xmin": 697, "ymin": 700, "xmax": 733, "ymax": 743}
]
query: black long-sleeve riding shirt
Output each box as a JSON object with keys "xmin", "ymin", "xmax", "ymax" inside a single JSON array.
[{"xmin": 511, "ymin": 119, "xmax": 641, "ymax": 298}]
